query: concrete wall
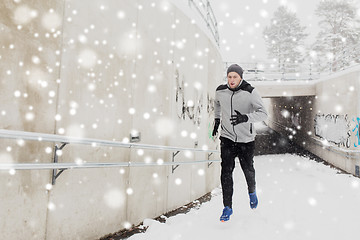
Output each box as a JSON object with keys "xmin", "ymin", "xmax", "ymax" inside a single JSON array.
[
  {"xmin": 0, "ymin": 1, "xmax": 222, "ymax": 239},
  {"xmin": 267, "ymin": 65, "xmax": 360, "ymax": 176}
]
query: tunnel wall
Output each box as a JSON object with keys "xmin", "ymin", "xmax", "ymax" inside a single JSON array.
[
  {"xmin": 267, "ymin": 65, "xmax": 360, "ymax": 176},
  {"xmin": 0, "ymin": 0, "xmax": 222, "ymax": 239}
]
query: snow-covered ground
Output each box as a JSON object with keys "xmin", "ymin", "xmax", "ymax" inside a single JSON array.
[{"xmin": 128, "ymin": 154, "xmax": 360, "ymax": 240}]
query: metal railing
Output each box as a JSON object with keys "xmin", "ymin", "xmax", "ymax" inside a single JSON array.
[
  {"xmin": 224, "ymin": 62, "xmax": 320, "ymax": 81},
  {"xmin": 187, "ymin": 0, "xmax": 219, "ymax": 46},
  {"xmin": 0, "ymin": 129, "xmax": 220, "ymax": 184},
  {"xmin": 224, "ymin": 44, "xmax": 360, "ymax": 81}
]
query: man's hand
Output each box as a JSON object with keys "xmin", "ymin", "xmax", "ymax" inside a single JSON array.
[
  {"xmin": 230, "ymin": 110, "xmax": 248, "ymax": 125},
  {"xmin": 212, "ymin": 119, "xmax": 220, "ymax": 136}
]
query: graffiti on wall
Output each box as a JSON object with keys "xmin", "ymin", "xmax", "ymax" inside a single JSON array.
[
  {"xmin": 207, "ymin": 94, "xmax": 216, "ymax": 140},
  {"xmin": 175, "ymin": 70, "xmax": 204, "ymax": 126},
  {"xmin": 207, "ymin": 93, "xmax": 215, "ymax": 115},
  {"xmin": 314, "ymin": 114, "xmax": 351, "ymax": 148},
  {"xmin": 352, "ymin": 117, "xmax": 360, "ymax": 147}
]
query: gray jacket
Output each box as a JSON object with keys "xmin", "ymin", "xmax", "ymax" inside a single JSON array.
[{"xmin": 214, "ymin": 80, "xmax": 267, "ymax": 143}]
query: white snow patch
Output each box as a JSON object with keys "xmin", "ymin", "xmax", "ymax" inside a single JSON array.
[{"xmin": 128, "ymin": 154, "xmax": 360, "ymax": 240}]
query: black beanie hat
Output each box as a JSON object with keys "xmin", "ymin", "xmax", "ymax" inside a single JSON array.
[{"xmin": 227, "ymin": 64, "xmax": 243, "ymax": 78}]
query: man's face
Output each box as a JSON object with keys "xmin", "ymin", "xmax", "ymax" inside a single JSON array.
[{"xmin": 227, "ymin": 72, "xmax": 242, "ymax": 89}]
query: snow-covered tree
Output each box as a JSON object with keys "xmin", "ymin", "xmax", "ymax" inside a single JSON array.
[
  {"xmin": 312, "ymin": 0, "xmax": 360, "ymax": 72},
  {"xmin": 263, "ymin": 6, "xmax": 308, "ymax": 73}
]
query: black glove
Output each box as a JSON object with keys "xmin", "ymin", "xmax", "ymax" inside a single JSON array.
[
  {"xmin": 230, "ymin": 110, "xmax": 248, "ymax": 125},
  {"xmin": 212, "ymin": 119, "xmax": 220, "ymax": 136}
]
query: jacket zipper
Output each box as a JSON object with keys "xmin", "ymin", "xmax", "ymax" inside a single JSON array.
[
  {"xmin": 250, "ymin": 123, "xmax": 253, "ymax": 134},
  {"xmin": 230, "ymin": 91, "xmax": 238, "ymax": 142}
]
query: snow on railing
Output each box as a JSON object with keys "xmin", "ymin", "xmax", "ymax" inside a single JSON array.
[
  {"xmin": 325, "ymin": 44, "xmax": 360, "ymax": 73},
  {"xmin": 0, "ymin": 129, "xmax": 220, "ymax": 184},
  {"xmin": 224, "ymin": 44, "xmax": 360, "ymax": 81},
  {"xmin": 223, "ymin": 62, "xmax": 320, "ymax": 81}
]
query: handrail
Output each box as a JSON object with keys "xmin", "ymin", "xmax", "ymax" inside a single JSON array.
[
  {"xmin": 0, "ymin": 129, "xmax": 220, "ymax": 173},
  {"xmin": 187, "ymin": 0, "xmax": 219, "ymax": 46},
  {"xmin": 0, "ymin": 129, "xmax": 219, "ymax": 153},
  {"xmin": 0, "ymin": 160, "xmax": 219, "ymax": 170}
]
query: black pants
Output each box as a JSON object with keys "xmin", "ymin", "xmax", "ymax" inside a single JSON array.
[{"xmin": 220, "ymin": 137, "xmax": 256, "ymax": 209}]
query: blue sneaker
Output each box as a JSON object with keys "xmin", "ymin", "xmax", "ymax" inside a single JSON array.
[
  {"xmin": 220, "ymin": 206, "xmax": 233, "ymax": 222},
  {"xmin": 249, "ymin": 192, "xmax": 258, "ymax": 209}
]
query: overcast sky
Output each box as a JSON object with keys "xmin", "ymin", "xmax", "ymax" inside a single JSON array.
[{"xmin": 209, "ymin": 0, "xmax": 353, "ymax": 63}]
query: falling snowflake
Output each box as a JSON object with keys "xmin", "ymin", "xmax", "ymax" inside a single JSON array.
[
  {"xmin": 103, "ymin": 189, "xmax": 125, "ymax": 209},
  {"xmin": 41, "ymin": 10, "xmax": 62, "ymax": 32}
]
